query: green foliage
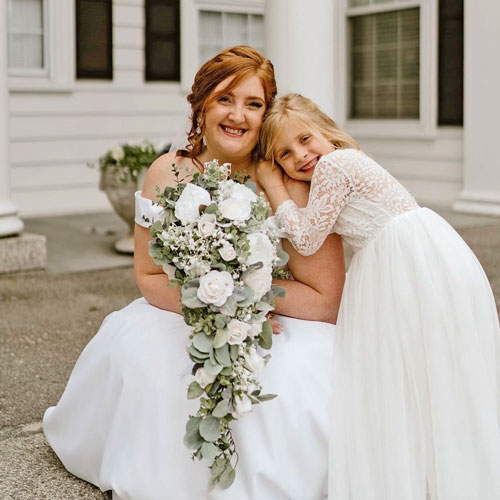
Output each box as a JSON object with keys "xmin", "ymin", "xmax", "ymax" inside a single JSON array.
[{"xmin": 91, "ymin": 139, "xmax": 167, "ymax": 182}]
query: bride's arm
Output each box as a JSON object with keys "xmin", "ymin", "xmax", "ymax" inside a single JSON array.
[
  {"xmin": 134, "ymin": 152, "xmax": 187, "ymax": 313},
  {"xmin": 271, "ymin": 178, "xmax": 345, "ymax": 324}
]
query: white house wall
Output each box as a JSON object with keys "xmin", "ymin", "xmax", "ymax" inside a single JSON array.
[
  {"xmin": 358, "ymin": 128, "xmax": 463, "ymax": 207},
  {"xmin": 9, "ymin": 0, "xmax": 186, "ymax": 217}
]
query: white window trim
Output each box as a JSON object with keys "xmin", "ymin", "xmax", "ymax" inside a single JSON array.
[
  {"xmin": 334, "ymin": 0, "xmax": 438, "ymax": 139},
  {"xmin": 180, "ymin": 0, "xmax": 264, "ymax": 93},
  {"xmin": 9, "ymin": 0, "xmax": 74, "ymax": 93}
]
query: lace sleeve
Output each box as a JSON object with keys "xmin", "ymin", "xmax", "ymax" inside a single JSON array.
[{"xmin": 274, "ymin": 152, "xmax": 352, "ymax": 256}]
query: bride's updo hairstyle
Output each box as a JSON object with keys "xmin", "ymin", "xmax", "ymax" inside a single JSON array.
[
  {"xmin": 178, "ymin": 46, "xmax": 277, "ymax": 164},
  {"xmin": 260, "ymin": 94, "xmax": 359, "ymax": 162}
]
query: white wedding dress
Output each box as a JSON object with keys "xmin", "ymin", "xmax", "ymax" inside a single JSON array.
[
  {"xmin": 43, "ymin": 192, "xmax": 335, "ymax": 500},
  {"xmin": 275, "ymin": 148, "xmax": 500, "ymax": 500}
]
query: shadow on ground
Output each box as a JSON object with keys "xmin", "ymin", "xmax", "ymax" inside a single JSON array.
[{"xmin": 1, "ymin": 219, "xmax": 499, "ymax": 499}]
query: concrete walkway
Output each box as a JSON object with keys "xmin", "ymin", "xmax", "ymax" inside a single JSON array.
[{"xmin": 1, "ymin": 208, "xmax": 499, "ymax": 499}]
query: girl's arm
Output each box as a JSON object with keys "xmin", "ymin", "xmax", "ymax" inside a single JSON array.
[
  {"xmin": 258, "ymin": 150, "xmax": 352, "ymax": 256},
  {"xmin": 269, "ymin": 176, "xmax": 345, "ymax": 324}
]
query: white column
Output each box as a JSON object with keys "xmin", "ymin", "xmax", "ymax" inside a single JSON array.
[
  {"xmin": 265, "ymin": 0, "xmax": 334, "ymax": 117},
  {"xmin": 0, "ymin": 0, "xmax": 23, "ymax": 236},
  {"xmin": 453, "ymin": 0, "xmax": 500, "ymax": 215}
]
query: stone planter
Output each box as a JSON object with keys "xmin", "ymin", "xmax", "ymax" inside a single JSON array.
[{"xmin": 99, "ymin": 167, "xmax": 148, "ymax": 254}]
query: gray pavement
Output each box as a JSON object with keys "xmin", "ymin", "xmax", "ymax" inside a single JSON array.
[{"xmin": 1, "ymin": 208, "xmax": 500, "ymax": 499}]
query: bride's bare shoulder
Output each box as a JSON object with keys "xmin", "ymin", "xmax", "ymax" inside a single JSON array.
[{"xmin": 142, "ymin": 151, "xmax": 197, "ymax": 200}]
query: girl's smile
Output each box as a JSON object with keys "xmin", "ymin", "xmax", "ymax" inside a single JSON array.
[{"xmin": 273, "ymin": 120, "xmax": 334, "ymax": 181}]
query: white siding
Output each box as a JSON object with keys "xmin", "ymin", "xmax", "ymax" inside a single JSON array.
[
  {"xmin": 354, "ymin": 128, "xmax": 463, "ymax": 207},
  {"xmin": 9, "ymin": 1, "xmax": 186, "ymax": 217}
]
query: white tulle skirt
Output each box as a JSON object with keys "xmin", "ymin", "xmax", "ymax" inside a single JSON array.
[
  {"xmin": 330, "ymin": 207, "xmax": 500, "ymax": 500},
  {"xmin": 43, "ymin": 298, "xmax": 335, "ymax": 500}
]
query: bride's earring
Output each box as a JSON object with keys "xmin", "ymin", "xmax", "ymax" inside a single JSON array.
[{"xmin": 196, "ymin": 117, "xmax": 202, "ymax": 136}]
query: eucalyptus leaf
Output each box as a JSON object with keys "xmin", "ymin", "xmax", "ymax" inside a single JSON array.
[
  {"xmin": 187, "ymin": 381, "xmax": 204, "ymax": 399},
  {"xmin": 275, "ymin": 249, "xmax": 290, "ymax": 267},
  {"xmin": 188, "ymin": 345, "xmax": 210, "ymax": 360},
  {"xmin": 199, "ymin": 416, "xmax": 221, "ymax": 442},
  {"xmin": 183, "ymin": 416, "xmax": 203, "ymax": 450},
  {"xmin": 181, "ymin": 286, "xmax": 204, "ymax": 309},
  {"xmin": 230, "ymin": 344, "xmax": 239, "ymax": 361},
  {"xmin": 271, "ymin": 285, "xmax": 286, "ymax": 298},
  {"xmin": 201, "ymin": 442, "xmax": 219, "ymax": 463},
  {"xmin": 220, "ymin": 296, "xmax": 237, "ymax": 317},
  {"xmin": 213, "ymin": 328, "xmax": 230, "ymax": 349},
  {"xmin": 256, "ymin": 301, "xmax": 274, "ymax": 313},
  {"xmin": 214, "ymin": 344, "xmax": 232, "ymax": 367},
  {"xmin": 214, "ymin": 314, "xmax": 228, "ymax": 329},
  {"xmin": 203, "ymin": 203, "xmax": 219, "ymax": 214},
  {"xmin": 204, "ymin": 359, "xmax": 223, "ymax": 376},
  {"xmin": 193, "ymin": 332, "xmax": 213, "ymax": 354},
  {"xmin": 257, "ymin": 393, "xmax": 277, "ymax": 402},
  {"xmin": 232, "ymin": 286, "xmax": 248, "ymax": 302},
  {"xmin": 258, "ymin": 321, "xmax": 273, "ymax": 350},
  {"xmin": 212, "ymin": 399, "xmax": 230, "ymax": 418},
  {"xmin": 236, "ymin": 286, "xmax": 255, "ymax": 307},
  {"xmin": 219, "ymin": 465, "xmax": 236, "ymax": 489}
]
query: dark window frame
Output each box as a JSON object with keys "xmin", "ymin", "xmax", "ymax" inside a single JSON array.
[
  {"xmin": 145, "ymin": 0, "xmax": 181, "ymax": 82},
  {"xmin": 76, "ymin": 0, "xmax": 113, "ymax": 80},
  {"xmin": 438, "ymin": 0, "xmax": 463, "ymax": 126}
]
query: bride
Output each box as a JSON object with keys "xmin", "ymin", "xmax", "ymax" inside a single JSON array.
[{"xmin": 43, "ymin": 46, "xmax": 345, "ymax": 500}]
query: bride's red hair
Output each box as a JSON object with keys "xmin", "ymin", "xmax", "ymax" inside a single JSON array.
[{"xmin": 177, "ymin": 46, "xmax": 277, "ymax": 165}]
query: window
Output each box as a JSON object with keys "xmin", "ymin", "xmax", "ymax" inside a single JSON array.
[
  {"xmin": 7, "ymin": 0, "xmax": 47, "ymax": 75},
  {"xmin": 145, "ymin": 0, "xmax": 181, "ymax": 81},
  {"xmin": 348, "ymin": 2, "xmax": 420, "ymax": 119},
  {"xmin": 198, "ymin": 11, "xmax": 264, "ymax": 66},
  {"xmin": 76, "ymin": 0, "xmax": 113, "ymax": 79},
  {"xmin": 438, "ymin": 0, "xmax": 463, "ymax": 126}
]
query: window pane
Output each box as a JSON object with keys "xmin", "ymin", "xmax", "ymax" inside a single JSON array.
[
  {"xmin": 249, "ymin": 14, "xmax": 265, "ymax": 51},
  {"xmin": 348, "ymin": 0, "xmax": 370, "ymax": 6},
  {"xmin": 349, "ymin": 8, "xmax": 419, "ymax": 119},
  {"xmin": 225, "ymin": 13, "xmax": 248, "ymax": 47},
  {"xmin": 76, "ymin": 0, "xmax": 112, "ymax": 79},
  {"xmin": 438, "ymin": 0, "xmax": 463, "ymax": 126},
  {"xmin": 7, "ymin": 0, "xmax": 44, "ymax": 69},
  {"xmin": 145, "ymin": 0, "xmax": 180, "ymax": 81},
  {"xmin": 199, "ymin": 11, "xmax": 264, "ymax": 66}
]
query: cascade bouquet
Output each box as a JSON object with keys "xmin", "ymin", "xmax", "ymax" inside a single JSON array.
[{"xmin": 147, "ymin": 160, "xmax": 288, "ymax": 489}]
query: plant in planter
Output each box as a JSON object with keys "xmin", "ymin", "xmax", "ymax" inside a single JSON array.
[{"xmin": 94, "ymin": 139, "xmax": 167, "ymax": 254}]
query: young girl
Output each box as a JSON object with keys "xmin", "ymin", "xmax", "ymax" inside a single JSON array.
[{"xmin": 257, "ymin": 94, "xmax": 500, "ymax": 500}]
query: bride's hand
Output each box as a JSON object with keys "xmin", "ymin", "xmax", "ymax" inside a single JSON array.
[{"xmin": 256, "ymin": 160, "xmax": 285, "ymax": 192}]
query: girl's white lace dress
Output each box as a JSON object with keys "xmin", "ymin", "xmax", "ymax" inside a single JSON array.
[
  {"xmin": 42, "ymin": 192, "xmax": 335, "ymax": 500},
  {"xmin": 275, "ymin": 148, "xmax": 500, "ymax": 500}
]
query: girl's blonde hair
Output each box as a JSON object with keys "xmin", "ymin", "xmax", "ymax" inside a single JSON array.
[{"xmin": 260, "ymin": 94, "xmax": 359, "ymax": 161}]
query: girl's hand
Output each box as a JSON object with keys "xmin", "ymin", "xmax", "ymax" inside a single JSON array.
[
  {"xmin": 283, "ymin": 175, "xmax": 310, "ymax": 208},
  {"xmin": 256, "ymin": 160, "xmax": 285, "ymax": 192}
]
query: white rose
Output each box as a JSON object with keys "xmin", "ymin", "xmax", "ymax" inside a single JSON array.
[
  {"xmin": 195, "ymin": 367, "xmax": 216, "ymax": 388},
  {"xmin": 248, "ymin": 322, "xmax": 262, "ymax": 338},
  {"xmin": 244, "ymin": 233, "xmax": 274, "ymax": 267},
  {"xmin": 162, "ymin": 263, "xmax": 177, "ymax": 280},
  {"xmin": 232, "ymin": 393, "xmax": 253, "ymax": 419},
  {"xmin": 187, "ymin": 258, "xmax": 210, "ymax": 278},
  {"xmin": 175, "ymin": 184, "xmax": 211, "ymax": 224},
  {"xmin": 219, "ymin": 180, "xmax": 258, "ymax": 203},
  {"xmin": 227, "ymin": 319, "xmax": 251, "ymax": 345},
  {"xmin": 197, "ymin": 213, "xmax": 217, "ymax": 238},
  {"xmin": 243, "ymin": 348, "xmax": 266, "ymax": 373},
  {"xmin": 243, "ymin": 265, "xmax": 273, "ymax": 300},
  {"xmin": 197, "ymin": 270, "xmax": 234, "ymax": 306},
  {"xmin": 219, "ymin": 242, "xmax": 237, "ymax": 262},
  {"xmin": 219, "ymin": 198, "xmax": 252, "ymax": 223},
  {"xmin": 110, "ymin": 146, "xmax": 124, "ymax": 162}
]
